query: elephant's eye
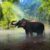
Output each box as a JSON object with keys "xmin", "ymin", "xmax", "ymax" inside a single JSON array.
[{"xmin": 21, "ymin": 21, "xmax": 26, "ymax": 26}]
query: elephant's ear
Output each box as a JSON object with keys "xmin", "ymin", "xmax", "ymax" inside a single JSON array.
[{"xmin": 21, "ymin": 21, "xmax": 26, "ymax": 26}]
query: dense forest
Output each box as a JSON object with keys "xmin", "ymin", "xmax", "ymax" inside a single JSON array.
[{"xmin": 0, "ymin": 0, "xmax": 50, "ymax": 29}]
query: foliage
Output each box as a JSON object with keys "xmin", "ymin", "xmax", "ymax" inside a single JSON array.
[
  {"xmin": 38, "ymin": 0, "xmax": 50, "ymax": 24},
  {"xmin": 2, "ymin": 0, "xmax": 19, "ymax": 3},
  {"xmin": 0, "ymin": 4, "xmax": 3, "ymax": 20},
  {"xmin": 0, "ymin": 2, "xmax": 19, "ymax": 29}
]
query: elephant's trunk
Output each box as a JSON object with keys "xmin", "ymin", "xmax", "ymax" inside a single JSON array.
[{"xmin": 11, "ymin": 21, "xmax": 17, "ymax": 26}]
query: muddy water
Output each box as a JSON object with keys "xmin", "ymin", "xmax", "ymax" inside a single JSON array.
[
  {"xmin": 0, "ymin": 27, "xmax": 50, "ymax": 43},
  {"xmin": 0, "ymin": 27, "xmax": 50, "ymax": 50}
]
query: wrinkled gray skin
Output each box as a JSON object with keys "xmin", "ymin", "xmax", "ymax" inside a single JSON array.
[{"xmin": 11, "ymin": 19, "xmax": 44, "ymax": 37}]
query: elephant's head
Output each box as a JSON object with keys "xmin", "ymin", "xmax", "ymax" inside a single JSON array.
[{"xmin": 11, "ymin": 18, "xmax": 29, "ymax": 27}]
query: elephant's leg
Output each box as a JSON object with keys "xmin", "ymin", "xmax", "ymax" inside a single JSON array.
[
  {"xmin": 30, "ymin": 32, "xmax": 33, "ymax": 37},
  {"xmin": 37, "ymin": 33, "xmax": 43, "ymax": 37},
  {"xmin": 37, "ymin": 31, "xmax": 43, "ymax": 38},
  {"xmin": 25, "ymin": 31, "xmax": 29, "ymax": 37}
]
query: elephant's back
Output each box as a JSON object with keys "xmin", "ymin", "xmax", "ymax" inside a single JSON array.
[{"xmin": 30, "ymin": 22, "xmax": 44, "ymax": 31}]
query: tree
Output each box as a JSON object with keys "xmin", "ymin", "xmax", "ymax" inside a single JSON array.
[
  {"xmin": 0, "ymin": 4, "xmax": 3, "ymax": 20},
  {"xmin": 38, "ymin": 0, "xmax": 50, "ymax": 24},
  {"xmin": 2, "ymin": 0, "xmax": 19, "ymax": 3},
  {"xmin": 0, "ymin": 2, "xmax": 19, "ymax": 29}
]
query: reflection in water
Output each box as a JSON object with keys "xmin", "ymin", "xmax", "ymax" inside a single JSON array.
[
  {"xmin": 0, "ymin": 27, "xmax": 50, "ymax": 43},
  {"xmin": 0, "ymin": 27, "xmax": 50, "ymax": 50}
]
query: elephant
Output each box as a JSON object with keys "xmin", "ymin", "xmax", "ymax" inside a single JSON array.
[{"xmin": 11, "ymin": 19, "xmax": 44, "ymax": 37}]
